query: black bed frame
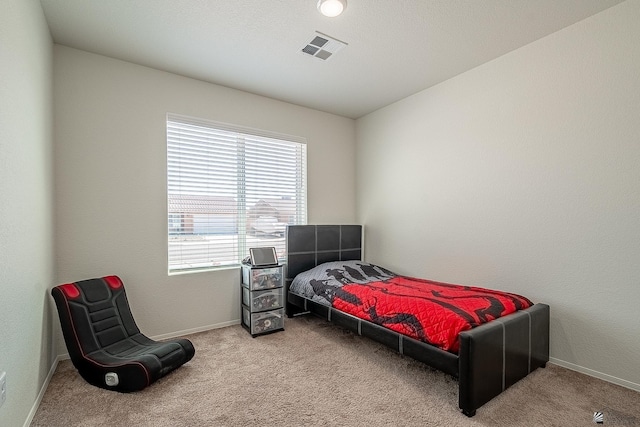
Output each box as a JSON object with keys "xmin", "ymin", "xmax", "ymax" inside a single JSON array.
[{"xmin": 285, "ymin": 224, "xmax": 550, "ymax": 417}]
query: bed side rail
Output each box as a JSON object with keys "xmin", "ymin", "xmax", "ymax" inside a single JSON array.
[{"xmin": 288, "ymin": 292, "xmax": 459, "ymax": 376}]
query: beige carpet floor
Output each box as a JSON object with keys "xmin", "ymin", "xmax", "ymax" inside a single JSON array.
[{"xmin": 32, "ymin": 316, "xmax": 640, "ymax": 427}]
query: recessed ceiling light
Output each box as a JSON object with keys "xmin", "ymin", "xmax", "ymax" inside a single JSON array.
[{"xmin": 317, "ymin": 0, "xmax": 346, "ymax": 18}]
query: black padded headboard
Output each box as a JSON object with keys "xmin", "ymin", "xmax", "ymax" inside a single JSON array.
[{"xmin": 285, "ymin": 225, "xmax": 363, "ymax": 291}]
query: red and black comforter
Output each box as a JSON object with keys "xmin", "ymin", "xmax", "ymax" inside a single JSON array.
[{"xmin": 289, "ymin": 261, "xmax": 533, "ymax": 353}]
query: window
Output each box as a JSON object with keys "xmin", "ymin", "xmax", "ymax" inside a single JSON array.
[{"xmin": 167, "ymin": 114, "xmax": 307, "ymax": 273}]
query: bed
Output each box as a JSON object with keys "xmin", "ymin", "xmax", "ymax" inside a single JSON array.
[{"xmin": 285, "ymin": 224, "xmax": 549, "ymax": 417}]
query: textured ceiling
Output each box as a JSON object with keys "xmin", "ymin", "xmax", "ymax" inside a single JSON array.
[{"xmin": 40, "ymin": 0, "xmax": 625, "ymax": 118}]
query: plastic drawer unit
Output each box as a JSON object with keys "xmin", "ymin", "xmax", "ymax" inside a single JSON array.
[{"xmin": 241, "ymin": 264, "xmax": 284, "ymax": 337}]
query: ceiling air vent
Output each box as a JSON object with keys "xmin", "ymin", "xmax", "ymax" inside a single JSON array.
[{"xmin": 301, "ymin": 31, "xmax": 347, "ymax": 61}]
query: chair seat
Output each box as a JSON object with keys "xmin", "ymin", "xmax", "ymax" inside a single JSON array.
[{"xmin": 52, "ymin": 276, "xmax": 195, "ymax": 392}]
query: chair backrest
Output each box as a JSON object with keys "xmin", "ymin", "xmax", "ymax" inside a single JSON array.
[{"xmin": 52, "ymin": 276, "xmax": 141, "ymax": 361}]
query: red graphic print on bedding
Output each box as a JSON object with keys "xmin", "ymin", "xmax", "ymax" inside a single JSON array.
[{"xmin": 331, "ymin": 276, "xmax": 532, "ymax": 353}]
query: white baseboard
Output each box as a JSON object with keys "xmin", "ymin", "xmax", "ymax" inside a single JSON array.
[
  {"xmin": 151, "ymin": 319, "xmax": 241, "ymax": 341},
  {"xmin": 54, "ymin": 319, "xmax": 242, "ymax": 362},
  {"xmin": 549, "ymin": 357, "xmax": 640, "ymax": 392},
  {"xmin": 23, "ymin": 355, "xmax": 62, "ymax": 427}
]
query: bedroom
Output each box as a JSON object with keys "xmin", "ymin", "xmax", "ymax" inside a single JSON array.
[{"xmin": 1, "ymin": 0, "xmax": 639, "ymax": 425}]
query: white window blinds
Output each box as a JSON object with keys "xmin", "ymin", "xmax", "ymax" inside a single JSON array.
[{"xmin": 167, "ymin": 114, "xmax": 307, "ymax": 273}]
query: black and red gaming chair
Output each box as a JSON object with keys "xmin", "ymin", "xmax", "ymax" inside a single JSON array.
[{"xmin": 51, "ymin": 275, "xmax": 195, "ymax": 392}]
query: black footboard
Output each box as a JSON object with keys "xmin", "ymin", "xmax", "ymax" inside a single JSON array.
[{"xmin": 458, "ymin": 303, "xmax": 550, "ymax": 416}]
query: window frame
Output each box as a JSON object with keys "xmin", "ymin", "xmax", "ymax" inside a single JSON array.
[{"xmin": 166, "ymin": 113, "xmax": 307, "ymax": 274}]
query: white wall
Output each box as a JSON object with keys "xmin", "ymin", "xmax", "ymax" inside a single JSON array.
[
  {"xmin": 356, "ymin": 1, "xmax": 640, "ymax": 389},
  {"xmin": 0, "ymin": 0, "xmax": 55, "ymax": 425},
  {"xmin": 53, "ymin": 46, "xmax": 356, "ymax": 350}
]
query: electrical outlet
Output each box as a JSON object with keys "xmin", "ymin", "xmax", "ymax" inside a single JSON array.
[{"xmin": 0, "ymin": 371, "xmax": 6, "ymax": 408}]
